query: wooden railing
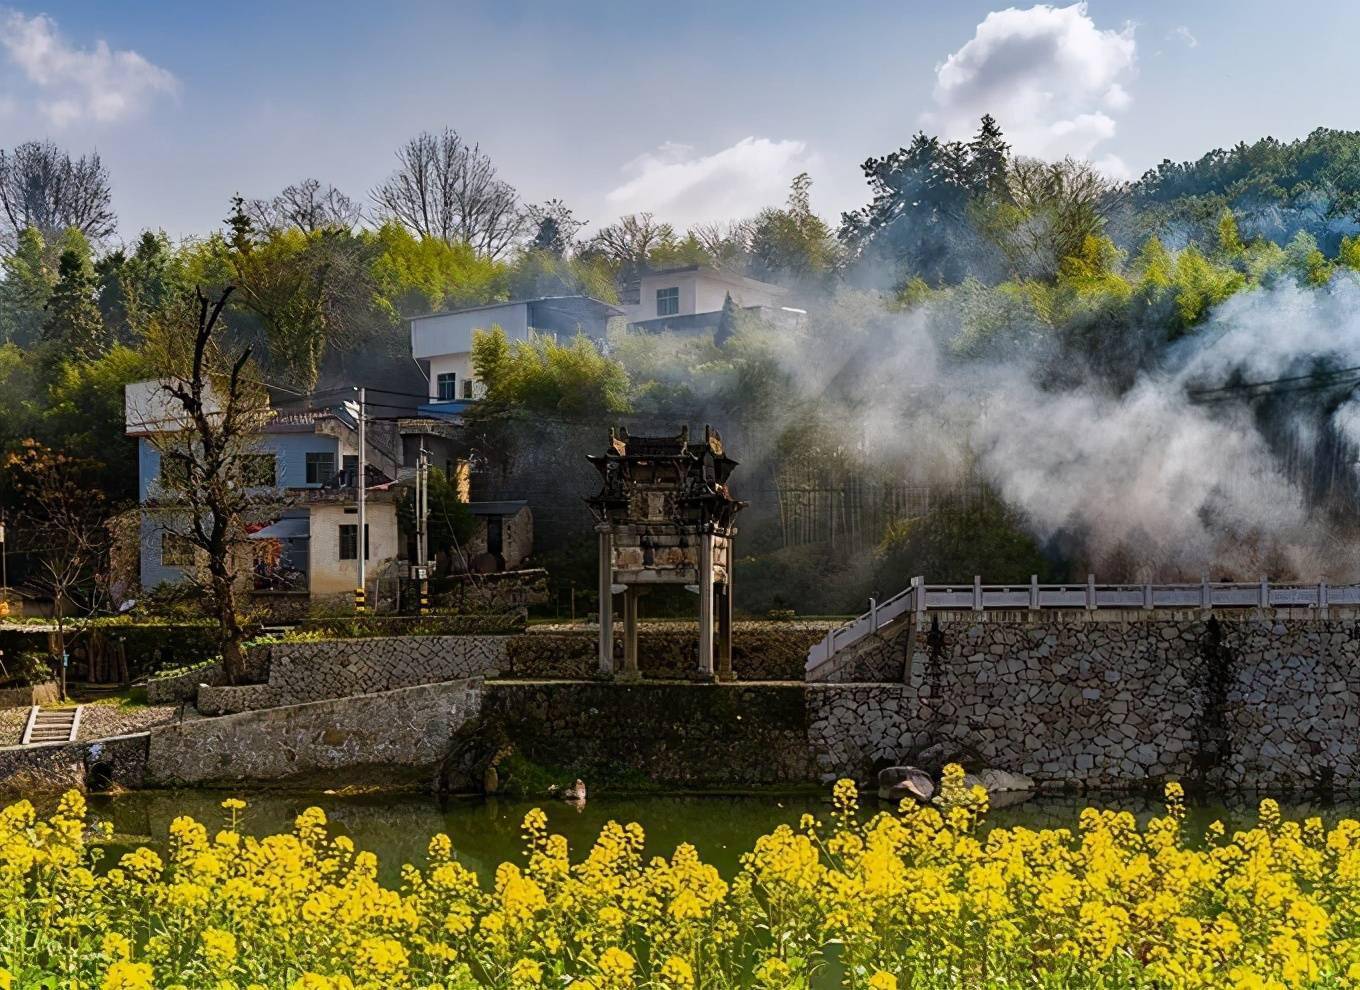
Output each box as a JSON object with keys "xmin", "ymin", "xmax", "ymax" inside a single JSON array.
[{"xmin": 805, "ymin": 576, "xmax": 1359, "ymax": 675}]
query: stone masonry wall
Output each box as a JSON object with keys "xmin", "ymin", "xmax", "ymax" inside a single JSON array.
[
  {"xmin": 146, "ymin": 649, "xmax": 270, "ymax": 705},
  {"xmin": 807, "ymin": 684, "xmax": 918, "ymax": 783},
  {"xmin": 146, "ymin": 679, "xmax": 482, "ymax": 788},
  {"xmin": 814, "ymin": 607, "xmax": 1360, "ymax": 791},
  {"xmin": 0, "ymin": 733, "xmax": 149, "ymax": 795},
  {"xmin": 196, "ymin": 636, "xmax": 508, "ymax": 715}
]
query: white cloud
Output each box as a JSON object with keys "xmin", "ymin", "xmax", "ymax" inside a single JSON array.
[
  {"xmin": 926, "ymin": 3, "xmax": 1136, "ymax": 171},
  {"xmin": 0, "ymin": 9, "xmax": 177, "ymax": 126},
  {"xmin": 605, "ymin": 136, "xmax": 813, "ymax": 227},
  {"xmin": 1170, "ymin": 25, "xmax": 1199, "ymax": 48}
]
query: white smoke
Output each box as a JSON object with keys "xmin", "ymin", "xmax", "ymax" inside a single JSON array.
[{"xmin": 748, "ymin": 273, "xmax": 1360, "ymax": 581}]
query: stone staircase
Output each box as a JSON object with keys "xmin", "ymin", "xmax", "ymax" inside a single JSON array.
[{"xmin": 21, "ymin": 706, "xmax": 81, "ymax": 746}]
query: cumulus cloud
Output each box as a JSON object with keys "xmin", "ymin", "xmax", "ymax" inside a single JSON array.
[
  {"xmin": 0, "ymin": 9, "xmax": 177, "ymax": 126},
  {"xmin": 926, "ymin": 3, "xmax": 1135, "ymax": 172},
  {"xmin": 605, "ymin": 136, "xmax": 813, "ymax": 227}
]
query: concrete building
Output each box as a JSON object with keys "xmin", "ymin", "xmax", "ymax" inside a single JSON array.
[
  {"xmin": 409, "ymin": 295, "xmax": 623, "ymax": 418},
  {"xmin": 463, "ymin": 501, "xmax": 533, "ymax": 572},
  {"xmin": 622, "ymin": 265, "xmax": 796, "ymax": 337},
  {"xmin": 125, "ymin": 382, "xmax": 405, "ymax": 601}
]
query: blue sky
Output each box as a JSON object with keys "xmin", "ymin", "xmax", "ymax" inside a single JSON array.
[{"xmin": 1, "ymin": 0, "xmax": 1359, "ymax": 244}]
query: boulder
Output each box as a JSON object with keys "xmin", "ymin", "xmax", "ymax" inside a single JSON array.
[
  {"xmin": 977, "ymin": 768, "xmax": 1036, "ymax": 793},
  {"xmin": 876, "ymin": 766, "xmax": 934, "ymax": 803},
  {"xmin": 910, "ymin": 739, "xmax": 985, "ymax": 776}
]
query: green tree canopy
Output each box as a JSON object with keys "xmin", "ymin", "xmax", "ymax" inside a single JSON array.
[{"xmin": 471, "ymin": 326, "xmax": 630, "ymax": 416}]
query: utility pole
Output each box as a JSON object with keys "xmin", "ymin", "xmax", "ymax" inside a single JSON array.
[
  {"xmin": 355, "ymin": 386, "xmax": 367, "ymax": 613},
  {"xmin": 416, "ymin": 444, "xmax": 430, "ymax": 616},
  {"xmin": 0, "ymin": 512, "xmax": 8, "ymax": 617}
]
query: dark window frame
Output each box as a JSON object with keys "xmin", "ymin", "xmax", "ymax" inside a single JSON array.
[
  {"xmin": 656, "ymin": 286, "xmax": 680, "ymax": 317},
  {"xmin": 305, "ymin": 451, "xmax": 336, "ymax": 486},
  {"xmin": 338, "ymin": 523, "xmax": 370, "ymax": 561}
]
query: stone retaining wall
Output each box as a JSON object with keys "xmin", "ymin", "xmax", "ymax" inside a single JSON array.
[
  {"xmin": 841, "ymin": 606, "xmax": 1360, "ymax": 791},
  {"xmin": 146, "ymin": 679, "xmax": 482, "ymax": 788},
  {"xmin": 146, "ymin": 649, "xmax": 270, "ymax": 705},
  {"xmin": 0, "ymin": 733, "xmax": 149, "ymax": 795},
  {"xmin": 196, "ymin": 636, "xmax": 508, "ymax": 715},
  {"xmin": 0, "ymin": 681, "xmax": 59, "ymax": 708},
  {"xmin": 503, "ymin": 623, "xmax": 826, "ymax": 682},
  {"xmin": 807, "ymin": 684, "xmax": 917, "ymax": 782}
]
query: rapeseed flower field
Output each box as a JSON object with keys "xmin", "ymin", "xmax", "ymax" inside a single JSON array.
[{"xmin": 0, "ymin": 767, "xmax": 1356, "ymax": 988}]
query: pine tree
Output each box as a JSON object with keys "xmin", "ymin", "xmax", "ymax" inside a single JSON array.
[
  {"xmin": 42, "ymin": 246, "xmax": 106, "ymax": 359},
  {"xmin": 967, "ymin": 114, "xmax": 1011, "ymax": 195},
  {"xmin": 226, "ymin": 194, "xmax": 255, "ymax": 255},
  {"xmin": 714, "ymin": 291, "xmax": 741, "ymax": 347},
  {"xmin": 0, "ymin": 226, "xmax": 53, "ymax": 346}
]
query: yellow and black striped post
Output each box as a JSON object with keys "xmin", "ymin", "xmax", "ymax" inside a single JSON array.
[
  {"xmin": 419, "ymin": 578, "xmax": 429, "ymax": 616},
  {"xmin": 354, "ymin": 586, "xmax": 367, "ymax": 613}
]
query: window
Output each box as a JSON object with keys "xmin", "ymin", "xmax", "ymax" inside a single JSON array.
[
  {"xmin": 338, "ymin": 524, "xmax": 370, "ymax": 561},
  {"xmin": 656, "ymin": 286, "xmax": 680, "ymax": 317},
  {"xmin": 462, "ymin": 377, "xmax": 474, "ymax": 400},
  {"xmin": 305, "ymin": 451, "xmax": 336, "ymax": 486},
  {"xmin": 242, "ymin": 453, "xmax": 276, "ymax": 487},
  {"xmin": 161, "ymin": 532, "xmax": 194, "ymax": 567},
  {"xmin": 437, "ymin": 372, "xmax": 457, "ymax": 401}
]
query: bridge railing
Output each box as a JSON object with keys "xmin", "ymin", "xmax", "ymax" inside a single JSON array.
[{"xmin": 805, "ymin": 576, "xmax": 1357, "ymax": 676}]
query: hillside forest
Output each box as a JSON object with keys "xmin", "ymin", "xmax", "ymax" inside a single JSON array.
[{"xmin": 6, "ymin": 120, "xmax": 1360, "ymax": 615}]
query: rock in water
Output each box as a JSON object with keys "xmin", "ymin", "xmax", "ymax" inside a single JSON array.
[
  {"xmin": 563, "ymin": 778, "xmax": 587, "ymax": 803},
  {"xmin": 977, "ymin": 768, "xmax": 1036, "ymax": 793},
  {"xmin": 482, "ymin": 765, "xmax": 499, "ymax": 795},
  {"xmin": 876, "ymin": 766, "xmax": 934, "ymax": 803}
]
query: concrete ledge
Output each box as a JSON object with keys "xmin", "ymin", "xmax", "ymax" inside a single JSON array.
[{"xmin": 146, "ymin": 679, "xmax": 483, "ymax": 788}]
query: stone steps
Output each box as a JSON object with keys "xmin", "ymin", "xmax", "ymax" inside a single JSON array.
[{"xmin": 22, "ymin": 706, "xmax": 81, "ymax": 745}]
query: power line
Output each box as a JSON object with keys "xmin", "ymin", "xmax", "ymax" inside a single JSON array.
[{"xmin": 1186, "ymin": 363, "xmax": 1360, "ymax": 403}]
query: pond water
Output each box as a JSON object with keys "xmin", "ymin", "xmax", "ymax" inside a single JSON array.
[{"xmin": 72, "ymin": 788, "xmax": 1360, "ymax": 884}]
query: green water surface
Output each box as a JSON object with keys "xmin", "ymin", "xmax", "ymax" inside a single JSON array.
[{"xmin": 76, "ymin": 789, "xmax": 1360, "ymax": 884}]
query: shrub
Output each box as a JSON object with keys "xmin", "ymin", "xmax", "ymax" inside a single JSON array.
[{"xmin": 0, "ymin": 777, "xmax": 1356, "ymax": 988}]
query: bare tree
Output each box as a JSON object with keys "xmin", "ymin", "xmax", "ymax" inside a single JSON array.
[
  {"xmin": 582, "ymin": 213, "xmax": 677, "ymax": 271},
  {"xmin": 147, "ymin": 288, "xmax": 273, "ymax": 683},
  {"xmin": 0, "ymin": 141, "xmax": 117, "ymax": 251},
  {"xmin": 371, "ymin": 128, "xmax": 527, "ymax": 258},
  {"xmin": 691, "ymin": 219, "xmax": 756, "ymax": 268},
  {"xmin": 248, "ymin": 178, "xmax": 362, "ymax": 233},
  {"xmin": 4, "ymin": 440, "xmax": 112, "ymax": 699}
]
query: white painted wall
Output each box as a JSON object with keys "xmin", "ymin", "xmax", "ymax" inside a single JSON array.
[
  {"xmin": 412, "ymin": 303, "xmax": 531, "ymax": 399},
  {"xmin": 308, "ymin": 502, "xmax": 399, "ymax": 594},
  {"xmin": 427, "ymin": 354, "xmax": 475, "ymax": 400},
  {"xmin": 630, "ymin": 271, "xmax": 785, "ymax": 321},
  {"xmin": 125, "ymin": 379, "xmax": 227, "ymax": 435},
  {"xmin": 410, "ymin": 303, "xmax": 529, "ymax": 359}
]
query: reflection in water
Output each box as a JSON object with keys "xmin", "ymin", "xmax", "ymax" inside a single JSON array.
[{"xmin": 76, "ymin": 789, "xmax": 1360, "ymax": 885}]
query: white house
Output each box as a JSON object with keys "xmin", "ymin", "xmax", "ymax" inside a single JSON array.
[
  {"xmin": 125, "ymin": 381, "xmax": 405, "ymax": 602},
  {"xmin": 409, "ymin": 295, "xmax": 623, "ymax": 414},
  {"xmin": 622, "ymin": 265, "xmax": 794, "ymax": 336}
]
